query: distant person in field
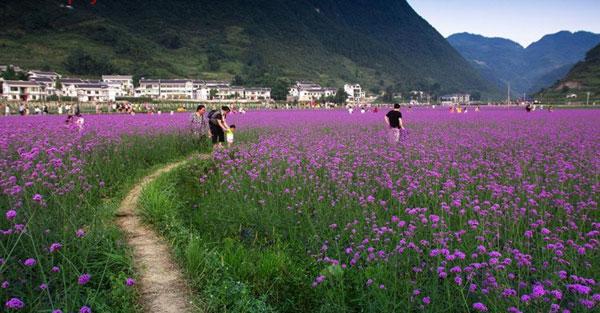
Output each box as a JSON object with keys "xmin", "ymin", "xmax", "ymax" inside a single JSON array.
[
  {"xmin": 18, "ymin": 103, "xmax": 25, "ymax": 116},
  {"xmin": 208, "ymin": 106, "xmax": 231, "ymax": 148},
  {"xmin": 75, "ymin": 112, "xmax": 85, "ymax": 131},
  {"xmin": 526, "ymin": 103, "xmax": 532, "ymax": 112},
  {"xmin": 4, "ymin": 103, "xmax": 10, "ymax": 116},
  {"xmin": 385, "ymin": 103, "xmax": 405, "ymax": 143},
  {"xmin": 190, "ymin": 104, "xmax": 210, "ymax": 146}
]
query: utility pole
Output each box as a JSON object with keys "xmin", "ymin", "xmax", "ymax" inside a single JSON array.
[{"xmin": 507, "ymin": 83, "xmax": 510, "ymax": 106}]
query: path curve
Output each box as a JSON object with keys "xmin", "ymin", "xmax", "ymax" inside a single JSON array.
[{"xmin": 116, "ymin": 154, "xmax": 210, "ymax": 313}]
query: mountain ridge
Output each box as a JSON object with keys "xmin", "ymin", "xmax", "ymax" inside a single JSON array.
[
  {"xmin": 0, "ymin": 0, "xmax": 499, "ymax": 98},
  {"xmin": 537, "ymin": 43, "xmax": 600, "ymax": 102},
  {"xmin": 448, "ymin": 31, "xmax": 600, "ymax": 95}
]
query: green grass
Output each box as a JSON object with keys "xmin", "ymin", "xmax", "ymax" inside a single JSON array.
[{"xmin": 0, "ymin": 133, "xmax": 207, "ymax": 312}]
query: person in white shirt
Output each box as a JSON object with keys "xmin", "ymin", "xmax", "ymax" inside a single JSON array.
[{"xmin": 4, "ymin": 104, "xmax": 10, "ymax": 116}]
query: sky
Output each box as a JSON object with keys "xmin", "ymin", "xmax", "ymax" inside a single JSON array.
[{"xmin": 406, "ymin": 0, "xmax": 600, "ymax": 47}]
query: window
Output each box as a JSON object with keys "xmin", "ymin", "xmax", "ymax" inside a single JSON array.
[{"xmin": 10, "ymin": 87, "xmax": 18, "ymax": 92}]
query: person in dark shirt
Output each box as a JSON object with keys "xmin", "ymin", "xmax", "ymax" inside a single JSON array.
[
  {"xmin": 208, "ymin": 106, "xmax": 231, "ymax": 147},
  {"xmin": 385, "ymin": 103, "xmax": 405, "ymax": 142}
]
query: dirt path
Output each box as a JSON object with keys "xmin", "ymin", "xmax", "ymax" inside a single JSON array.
[{"xmin": 116, "ymin": 154, "xmax": 210, "ymax": 313}]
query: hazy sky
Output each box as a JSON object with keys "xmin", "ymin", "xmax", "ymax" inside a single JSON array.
[{"xmin": 407, "ymin": 0, "xmax": 600, "ymax": 47}]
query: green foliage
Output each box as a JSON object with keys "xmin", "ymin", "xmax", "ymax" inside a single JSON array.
[
  {"xmin": 63, "ymin": 49, "xmax": 116, "ymax": 76},
  {"xmin": 334, "ymin": 87, "xmax": 348, "ymax": 104},
  {"xmin": 1, "ymin": 65, "xmax": 28, "ymax": 80},
  {"xmin": 209, "ymin": 89, "xmax": 218, "ymax": 100},
  {"xmin": 158, "ymin": 31, "xmax": 183, "ymax": 50}
]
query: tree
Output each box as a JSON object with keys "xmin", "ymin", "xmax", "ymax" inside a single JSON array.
[
  {"xmin": 64, "ymin": 49, "xmax": 115, "ymax": 75},
  {"xmin": 1, "ymin": 66, "xmax": 28, "ymax": 81},
  {"xmin": 382, "ymin": 86, "xmax": 394, "ymax": 103},
  {"xmin": 270, "ymin": 78, "xmax": 291, "ymax": 101},
  {"xmin": 334, "ymin": 88, "xmax": 349, "ymax": 104},
  {"xmin": 159, "ymin": 32, "xmax": 182, "ymax": 49},
  {"xmin": 232, "ymin": 75, "xmax": 244, "ymax": 86},
  {"xmin": 55, "ymin": 78, "xmax": 62, "ymax": 90},
  {"xmin": 209, "ymin": 89, "xmax": 218, "ymax": 100}
]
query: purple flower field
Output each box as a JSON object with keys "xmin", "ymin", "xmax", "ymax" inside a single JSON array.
[
  {"xmin": 1, "ymin": 113, "xmax": 199, "ymax": 312},
  {"xmin": 193, "ymin": 108, "xmax": 599, "ymax": 312},
  {"xmin": 2, "ymin": 108, "xmax": 599, "ymax": 312}
]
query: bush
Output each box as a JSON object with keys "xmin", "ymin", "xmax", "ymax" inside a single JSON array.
[{"xmin": 64, "ymin": 49, "xmax": 116, "ymax": 76}]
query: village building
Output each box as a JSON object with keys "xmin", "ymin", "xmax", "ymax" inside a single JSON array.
[
  {"xmin": 298, "ymin": 87, "xmax": 337, "ymax": 102},
  {"xmin": 0, "ymin": 79, "xmax": 47, "ymax": 101},
  {"xmin": 59, "ymin": 78, "xmax": 86, "ymax": 98},
  {"xmin": 102, "ymin": 75, "xmax": 134, "ymax": 96},
  {"xmin": 29, "ymin": 77, "xmax": 57, "ymax": 96},
  {"xmin": 288, "ymin": 81, "xmax": 337, "ymax": 102},
  {"xmin": 344, "ymin": 84, "xmax": 365, "ymax": 102},
  {"xmin": 244, "ymin": 88, "xmax": 271, "ymax": 101},
  {"xmin": 440, "ymin": 93, "xmax": 471, "ymax": 105},
  {"xmin": 75, "ymin": 83, "xmax": 114, "ymax": 102},
  {"xmin": 135, "ymin": 79, "xmax": 194, "ymax": 99},
  {"xmin": 27, "ymin": 70, "xmax": 61, "ymax": 81}
]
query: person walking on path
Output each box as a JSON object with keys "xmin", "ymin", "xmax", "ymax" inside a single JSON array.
[
  {"xmin": 385, "ymin": 103, "xmax": 405, "ymax": 143},
  {"xmin": 190, "ymin": 104, "xmax": 210, "ymax": 148},
  {"xmin": 208, "ymin": 106, "xmax": 231, "ymax": 148}
]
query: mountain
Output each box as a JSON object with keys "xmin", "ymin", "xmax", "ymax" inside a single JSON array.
[
  {"xmin": 448, "ymin": 31, "xmax": 600, "ymax": 95},
  {"xmin": 537, "ymin": 43, "xmax": 600, "ymax": 102},
  {"xmin": 0, "ymin": 0, "xmax": 497, "ymax": 97}
]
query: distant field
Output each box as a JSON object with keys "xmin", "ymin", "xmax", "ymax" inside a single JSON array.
[{"xmin": 139, "ymin": 109, "xmax": 600, "ymax": 313}]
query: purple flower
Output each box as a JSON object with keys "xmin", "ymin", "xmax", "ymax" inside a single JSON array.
[
  {"xmin": 39, "ymin": 283, "xmax": 48, "ymax": 290},
  {"xmin": 366, "ymin": 279, "xmax": 373, "ymax": 286},
  {"xmin": 5, "ymin": 210, "xmax": 17, "ymax": 220},
  {"xmin": 32, "ymin": 194, "xmax": 43, "ymax": 202},
  {"xmin": 51, "ymin": 266, "xmax": 60, "ymax": 273},
  {"xmin": 76, "ymin": 229, "xmax": 86, "ymax": 238},
  {"xmin": 472, "ymin": 302, "xmax": 487, "ymax": 312},
  {"xmin": 532, "ymin": 284, "xmax": 545, "ymax": 298},
  {"xmin": 454, "ymin": 276, "xmax": 463, "ymax": 285},
  {"xmin": 79, "ymin": 306, "xmax": 92, "ymax": 313},
  {"xmin": 125, "ymin": 278, "xmax": 136, "ymax": 286},
  {"xmin": 1, "ymin": 281, "xmax": 9, "ymax": 288},
  {"xmin": 502, "ymin": 288, "xmax": 517, "ymax": 297},
  {"xmin": 422, "ymin": 296, "xmax": 431, "ymax": 305},
  {"xmin": 78, "ymin": 273, "xmax": 91, "ymax": 285},
  {"xmin": 566, "ymin": 284, "xmax": 591, "ymax": 295},
  {"xmin": 52, "ymin": 310, "xmax": 63, "ymax": 313},
  {"xmin": 23, "ymin": 258, "xmax": 36, "ymax": 267},
  {"xmin": 5, "ymin": 298, "xmax": 25, "ymax": 309},
  {"xmin": 49, "ymin": 242, "xmax": 62, "ymax": 253}
]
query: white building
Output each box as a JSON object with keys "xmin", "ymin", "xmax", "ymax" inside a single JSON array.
[
  {"xmin": 440, "ymin": 93, "xmax": 471, "ymax": 105},
  {"xmin": 298, "ymin": 87, "xmax": 337, "ymax": 102},
  {"xmin": 102, "ymin": 75, "xmax": 134, "ymax": 96},
  {"xmin": 158, "ymin": 79, "xmax": 194, "ymax": 99},
  {"xmin": 135, "ymin": 79, "xmax": 161, "ymax": 99},
  {"xmin": 59, "ymin": 78, "xmax": 86, "ymax": 98},
  {"xmin": 29, "ymin": 77, "xmax": 56, "ymax": 96},
  {"xmin": 244, "ymin": 88, "xmax": 271, "ymax": 101},
  {"xmin": 289, "ymin": 81, "xmax": 337, "ymax": 102},
  {"xmin": 135, "ymin": 79, "xmax": 194, "ymax": 99},
  {"xmin": 28, "ymin": 70, "xmax": 61, "ymax": 80},
  {"xmin": 344, "ymin": 84, "xmax": 365, "ymax": 102},
  {"xmin": 0, "ymin": 79, "xmax": 47, "ymax": 101},
  {"xmin": 75, "ymin": 83, "xmax": 114, "ymax": 102}
]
